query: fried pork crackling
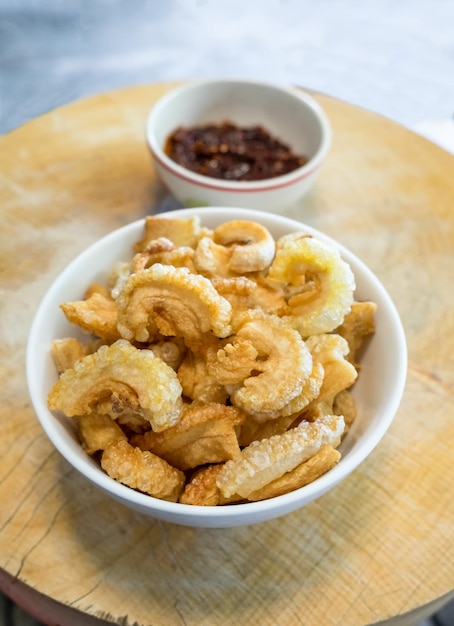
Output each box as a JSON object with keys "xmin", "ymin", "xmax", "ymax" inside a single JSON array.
[{"xmin": 47, "ymin": 216, "xmax": 376, "ymax": 504}]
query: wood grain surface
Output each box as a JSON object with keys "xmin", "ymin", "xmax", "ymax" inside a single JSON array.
[{"xmin": 0, "ymin": 83, "xmax": 453, "ymax": 626}]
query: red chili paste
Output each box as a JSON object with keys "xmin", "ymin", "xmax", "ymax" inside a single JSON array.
[{"xmin": 164, "ymin": 122, "xmax": 308, "ymax": 181}]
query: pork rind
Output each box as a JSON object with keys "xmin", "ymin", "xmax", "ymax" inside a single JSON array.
[
  {"xmin": 216, "ymin": 414, "xmax": 345, "ymax": 499},
  {"xmin": 177, "ymin": 342, "xmax": 229, "ymax": 405},
  {"xmin": 246, "ymin": 445, "xmax": 341, "ymax": 501},
  {"xmin": 149, "ymin": 337, "xmax": 186, "ymax": 371},
  {"xmin": 61, "ymin": 292, "xmax": 121, "ymax": 342},
  {"xmin": 209, "ymin": 311, "xmax": 315, "ymax": 420},
  {"xmin": 305, "ymin": 333, "xmax": 358, "ymax": 402},
  {"xmin": 48, "ymin": 216, "xmax": 376, "ymax": 505},
  {"xmin": 48, "ymin": 339, "xmax": 183, "ymax": 433},
  {"xmin": 101, "ymin": 440, "xmax": 185, "ymax": 502},
  {"xmin": 336, "ymin": 301, "xmax": 377, "ymax": 369},
  {"xmin": 179, "ymin": 464, "xmax": 242, "ymax": 506},
  {"xmin": 268, "ymin": 235, "xmax": 355, "ymax": 336},
  {"xmin": 131, "ymin": 239, "xmax": 196, "ymax": 274},
  {"xmin": 179, "ymin": 445, "xmax": 341, "ymax": 505},
  {"xmin": 194, "ymin": 219, "xmax": 275, "ymax": 277},
  {"xmin": 134, "ymin": 215, "xmax": 201, "ymax": 251},
  {"xmin": 116, "ymin": 264, "xmax": 232, "ymax": 348},
  {"xmin": 51, "ymin": 338, "xmax": 90, "ymax": 374},
  {"xmin": 131, "ymin": 403, "xmax": 245, "ymax": 470},
  {"xmin": 76, "ymin": 412, "xmax": 127, "ymax": 455},
  {"xmin": 333, "ymin": 389, "xmax": 357, "ymax": 431}
]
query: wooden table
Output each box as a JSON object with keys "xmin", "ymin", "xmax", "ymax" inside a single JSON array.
[{"xmin": 1, "ymin": 83, "xmax": 453, "ymax": 626}]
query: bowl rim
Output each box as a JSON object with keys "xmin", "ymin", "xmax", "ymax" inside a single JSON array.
[
  {"xmin": 146, "ymin": 79, "xmax": 332, "ymax": 193},
  {"xmin": 26, "ymin": 207, "xmax": 407, "ymax": 523}
]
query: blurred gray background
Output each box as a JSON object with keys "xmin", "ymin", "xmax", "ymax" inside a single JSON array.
[
  {"xmin": 1, "ymin": 0, "xmax": 454, "ymax": 136},
  {"xmin": 0, "ymin": 1, "xmax": 453, "ymax": 625}
]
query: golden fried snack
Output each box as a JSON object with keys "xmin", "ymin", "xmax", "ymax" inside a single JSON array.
[
  {"xmin": 268, "ymin": 235, "xmax": 355, "ymax": 336},
  {"xmin": 305, "ymin": 333, "xmax": 358, "ymax": 402},
  {"xmin": 193, "ymin": 236, "xmax": 233, "ymax": 278},
  {"xmin": 48, "ymin": 216, "xmax": 377, "ymax": 506},
  {"xmin": 76, "ymin": 412, "xmax": 127, "ymax": 455},
  {"xmin": 179, "ymin": 464, "xmax": 242, "ymax": 506},
  {"xmin": 269, "ymin": 362, "xmax": 324, "ymax": 420},
  {"xmin": 336, "ymin": 301, "xmax": 377, "ymax": 368},
  {"xmin": 210, "ymin": 312, "xmax": 313, "ymax": 420},
  {"xmin": 133, "ymin": 216, "xmax": 201, "ymax": 251},
  {"xmin": 116, "ymin": 264, "xmax": 232, "ymax": 348},
  {"xmin": 101, "ymin": 440, "xmax": 185, "ymax": 502},
  {"xmin": 84, "ymin": 282, "xmax": 111, "ymax": 299},
  {"xmin": 248, "ymin": 272, "xmax": 287, "ymax": 316},
  {"xmin": 333, "ymin": 389, "xmax": 357, "ymax": 430},
  {"xmin": 131, "ymin": 241, "xmax": 196, "ymax": 274},
  {"xmin": 101, "ymin": 404, "xmax": 151, "ymax": 435},
  {"xmin": 131, "ymin": 237, "xmax": 175, "ymax": 271},
  {"xmin": 210, "ymin": 276, "xmax": 258, "ymax": 319},
  {"xmin": 48, "ymin": 339, "xmax": 183, "ymax": 432},
  {"xmin": 208, "ymin": 335, "xmax": 259, "ymax": 385},
  {"xmin": 51, "ymin": 338, "xmax": 90, "ymax": 373},
  {"xmin": 60, "ymin": 292, "xmax": 121, "ymax": 342},
  {"xmin": 246, "ymin": 445, "xmax": 341, "ymax": 501},
  {"xmin": 297, "ymin": 398, "xmax": 335, "ymax": 424},
  {"xmin": 216, "ymin": 414, "xmax": 345, "ymax": 498},
  {"xmin": 223, "ymin": 361, "xmax": 323, "ymax": 431},
  {"xmin": 177, "ymin": 342, "xmax": 228, "ymax": 404},
  {"xmin": 238, "ymin": 412, "xmax": 298, "ymax": 448},
  {"xmin": 131, "ymin": 403, "xmax": 245, "ymax": 470},
  {"xmin": 149, "ymin": 337, "xmax": 186, "ymax": 371},
  {"xmin": 109, "ymin": 261, "xmax": 132, "ymax": 300},
  {"xmin": 211, "ymin": 275, "xmax": 286, "ymax": 325},
  {"xmin": 139, "ymin": 236, "xmax": 175, "ymax": 254},
  {"xmin": 213, "ymin": 220, "xmax": 276, "ymax": 273},
  {"xmin": 194, "ymin": 220, "xmax": 275, "ymax": 278}
]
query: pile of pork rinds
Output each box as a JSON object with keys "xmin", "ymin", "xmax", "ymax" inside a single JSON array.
[{"xmin": 47, "ymin": 216, "xmax": 376, "ymax": 505}]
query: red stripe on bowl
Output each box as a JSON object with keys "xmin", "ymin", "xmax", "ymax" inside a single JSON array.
[{"xmin": 151, "ymin": 149, "xmax": 322, "ymax": 193}]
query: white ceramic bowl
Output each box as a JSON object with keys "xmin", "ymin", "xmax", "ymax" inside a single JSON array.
[
  {"xmin": 146, "ymin": 80, "xmax": 332, "ymax": 212},
  {"xmin": 27, "ymin": 208, "xmax": 407, "ymax": 528}
]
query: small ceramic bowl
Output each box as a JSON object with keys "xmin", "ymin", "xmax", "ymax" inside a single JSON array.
[
  {"xmin": 146, "ymin": 80, "xmax": 332, "ymax": 212},
  {"xmin": 27, "ymin": 208, "xmax": 407, "ymax": 528}
]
